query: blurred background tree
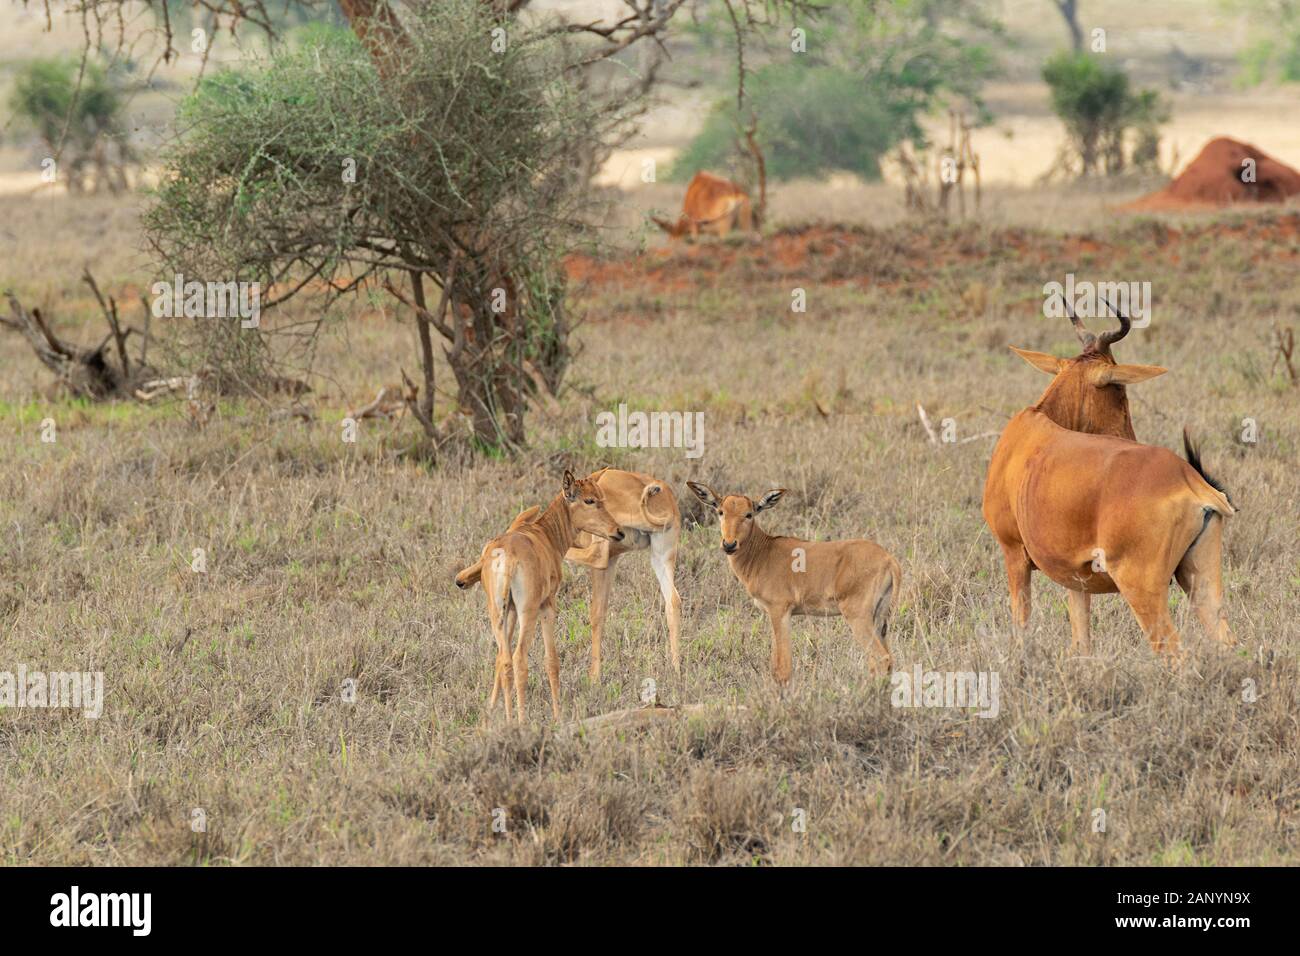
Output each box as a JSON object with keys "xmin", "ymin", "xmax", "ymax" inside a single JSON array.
[
  {"xmin": 672, "ymin": 0, "xmax": 1003, "ymax": 184},
  {"xmin": 1042, "ymin": 51, "xmax": 1169, "ymax": 177},
  {"xmin": 8, "ymin": 56, "xmax": 137, "ymax": 194}
]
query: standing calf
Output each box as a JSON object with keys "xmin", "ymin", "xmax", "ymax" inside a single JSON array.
[
  {"xmin": 686, "ymin": 483, "xmax": 900, "ymax": 682},
  {"xmin": 564, "ymin": 468, "xmax": 682, "ymax": 679},
  {"xmin": 475, "ymin": 471, "xmax": 623, "ymax": 721}
]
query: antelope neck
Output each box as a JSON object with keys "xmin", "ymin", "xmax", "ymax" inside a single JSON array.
[
  {"xmin": 730, "ymin": 520, "xmax": 774, "ymax": 574},
  {"xmin": 1033, "ymin": 371, "xmax": 1136, "ymax": 440},
  {"xmin": 537, "ymin": 494, "xmax": 577, "ymax": 554}
]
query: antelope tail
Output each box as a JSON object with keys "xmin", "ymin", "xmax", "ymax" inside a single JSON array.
[
  {"xmin": 639, "ymin": 482, "xmax": 672, "ymax": 531},
  {"xmin": 454, "ymin": 559, "xmax": 482, "ymax": 590},
  {"xmin": 873, "ymin": 561, "xmax": 901, "ymax": 641},
  {"xmin": 1183, "ymin": 427, "xmax": 1236, "ymax": 514}
]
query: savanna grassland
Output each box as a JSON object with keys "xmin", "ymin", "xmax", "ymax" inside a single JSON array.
[{"xmin": 1, "ymin": 191, "xmax": 1298, "ymax": 865}]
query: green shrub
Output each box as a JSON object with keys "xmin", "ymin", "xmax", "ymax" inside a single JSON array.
[
  {"xmin": 672, "ymin": 64, "xmax": 903, "ymax": 182},
  {"xmin": 1042, "ymin": 52, "xmax": 1169, "ymax": 176},
  {"xmin": 672, "ymin": 0, "xmax": 1000, "ymax": 184},
  {"xmin": 8, "ymin": 56, "xmax": 135, "ymax": 193}
]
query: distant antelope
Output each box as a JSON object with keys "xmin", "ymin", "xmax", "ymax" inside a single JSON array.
[
  {"xmin": 458, "ymin": 469, "xmax": 681, "ymax": 679},
  {"xmin": 983, "ymin": 303, "xmax": 1237, "ymax": 655},
  {"xmin": 652, "ymin": 172, "xmax": 754, "ymax": 240},
  {"xmin": 686, "ymin": 483, "xmax": 901, "ymax": 682},
  {"xmin": 475, "ymin": 471, "xmax": 624, "ymax": 721}
]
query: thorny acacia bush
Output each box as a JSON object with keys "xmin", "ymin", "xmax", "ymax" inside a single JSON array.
[{"xmin": 143, "ymin": 1, "xmax": 617, "ymax": 445}]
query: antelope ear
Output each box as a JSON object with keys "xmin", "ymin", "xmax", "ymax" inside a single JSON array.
[
  {"xmin": 755, "ymin": 489, "xmax": 787, "ymax": 512},
  {"xmin": 686, "ymin": 481, "xmax": 720, "ymax": 509},
  {"xmin": 1010, "ymin": 346, "xmax": 1066, "ymax": 376},
  {"xmin": 1092, "ymin": 363, "xmax": 1167, "ymax": 386},
  {"xmin": 563, "ymin": 469, "xmax": 577, "ymax": 501}
]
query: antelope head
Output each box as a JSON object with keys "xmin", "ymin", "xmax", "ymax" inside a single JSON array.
[
  {"xmin": 651, "ymin": 214, "xmax": 689, "ymax": 239},
  {"xmin": 687, "ymin": 482, "xmax": 786, "ymax": 554},
  {"xmin": 1011, "ymin": 298, "xmax": 1166, "ymax": 440},
  {"xmin": 564, "ymin": 470, "xmax": 624, "ymax": 542}
]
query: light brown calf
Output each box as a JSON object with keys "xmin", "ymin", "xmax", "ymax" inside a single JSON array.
[
  {"xmin": 652, "ymin": 171, "xmax": 754, "ymax": 240},
  {"xmin": 564, "ymin": 468, "xmax": 682, "ymax": 679},
  {"xmin": 457, "ymin": 469, "xmax": 682, "ymax": 680},
  {"xmin": 686, "ymin": 483, "xmax": 901, "ymax": 682},
  {"xmin": 982, "ymin": 305, "xmax": 1237, "ymax": 655},
  {"xmin": 475, "ymin": 471, "xmax": 623, "ymax": 721}
]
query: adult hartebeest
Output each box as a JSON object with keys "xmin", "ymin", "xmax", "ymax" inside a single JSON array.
[
  {"xmin": 475, "ymin": 471, "xmax": 624, "ymax": 721},
  {"xmin": 457, "ymin": 469, "xmax": 682, "ymax": 679},
  {"xmin": 686, "ymin": 483, "xmax": 900, "ymax": 682},
  {"xmin": 652, "ymin": 172, "xmax": 754, "ymax": 240},
  {"xmin": 982, "ymin": 306, "xmax": 1237, "ymax": 656}
]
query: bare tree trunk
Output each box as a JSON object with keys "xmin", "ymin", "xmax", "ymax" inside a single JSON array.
[
  {"xmin": 409, "ymin": 269, "xmax": 437, "ymax": 436},
  {"xmin": 1053, "ymin": 0, "xmax": 1084, "ymax": 53}
]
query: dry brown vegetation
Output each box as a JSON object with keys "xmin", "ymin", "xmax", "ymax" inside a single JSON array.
[{"xmin": 1, "ymin": 191, "xmax": 1297, "ymax": 865}]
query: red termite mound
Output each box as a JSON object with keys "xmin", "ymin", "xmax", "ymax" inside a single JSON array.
[{"xmin": 1126, "ymin": 136, "xmax": 1300, "ymax": 211}]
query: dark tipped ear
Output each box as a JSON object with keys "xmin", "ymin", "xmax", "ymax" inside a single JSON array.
[
  {"xmin": 563, "ymin": 469, "xmax": 577, "ymax": 501},
  {"xmin": 686, "ymin": 481, "xmax": 720, "ymax": 509},
  {"xmin": 755, "ymin": 488, "xmax": 786, "ymax": 512}
]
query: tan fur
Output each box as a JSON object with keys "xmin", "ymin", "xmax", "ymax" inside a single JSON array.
[
  {"xmin": 652, "ymin": 172, "xmax": 754, "ymax": 240},
  {"xmin": 454, "ymin": 506, "xmax": 542, "ymax": 590},
  {"xmin": 983, "ymin": 340, "xmax": 1237, "ymax": 656},
  {"xmin": 564, "ymin": 468, "xmax": 683, "ymax": 679},
  {"xmin": 476, "ymin": 472, "xmax": 623, "ymax": 721},
  {"xmin": 686, "ymin": 483, "xmax": 901, "ymax": 683}
]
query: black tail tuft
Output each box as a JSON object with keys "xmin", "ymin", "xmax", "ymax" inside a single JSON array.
[
  {"xmin": 873, "ymin": 575, "xmax": 895, "ymax": 640},
  {"xmin": 1183, "ymin": 427, "xmax": 1235, "ymax": 508}
]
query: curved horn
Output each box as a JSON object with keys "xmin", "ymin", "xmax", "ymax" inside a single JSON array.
[
  {"xmin": 1096, "ymin": 296, "xmax": 1131, "ymax": 352},
  {"xmin": 1060, "ymin": 292, "xmax": 1095, "ymax": 349}
]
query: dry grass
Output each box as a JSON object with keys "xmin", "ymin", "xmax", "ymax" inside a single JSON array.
[{"xmin": 0, "ymin": 189, "xmax": 1297, "ymax": 865}]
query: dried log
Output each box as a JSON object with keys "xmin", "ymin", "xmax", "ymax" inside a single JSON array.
[{"xmin": 2, "ymin": 292, "xmax": 123, "ymax": 398}]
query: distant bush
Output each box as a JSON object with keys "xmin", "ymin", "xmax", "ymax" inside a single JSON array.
[
  {"xmin": 1042, "ymin": 52, "xmax": 1169, "ymax": 176},
  {"xmin": 672, "ymin": 0, "xmax": 1000, "ymax": 185},
  {"xmin": 8, "ymin": 57, "xmax": 135, "ymax": 194},
  {"xmin": 1229, "ymin": 0, "xmax": 1300, "ymax": 85},
  {"xmin": 672, "ymin": 64, "xmax": 902, "ymax": 183}
]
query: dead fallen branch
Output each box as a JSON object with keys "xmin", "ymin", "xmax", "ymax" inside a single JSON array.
[{"xmin": 347, "ymin": 385, "xmax": 406, "ymax": 421}]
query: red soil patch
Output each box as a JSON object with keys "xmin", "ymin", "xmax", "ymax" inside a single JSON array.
[
  {"xmin": 563, "ymin": 214, "xmax": 1300, "ymax": 312},
  {"xmin": 1127, "ymin": 137, "xmax": 1300, "ymax": 211}
]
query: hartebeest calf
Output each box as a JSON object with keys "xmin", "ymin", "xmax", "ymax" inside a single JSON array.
[
  {"xmin": 652, "ymin": 171, "xmax": 754, "ymax": 240},
  {"xmin": 565, "ymin": 468, "xmax": 682, "ymax": 679},
  {"xmin": 456, "ymin": 469, "xmax": 682, "ymax": 679},
  {"xmin": 474, "ymin": 471, "xmax": 623, "ymax": 721},
  {"xmin": 982, "ymin": 306, "xmax": 1237, "ymax": 656},
  {"xmin": 686, "ymin": 483, "xmax": 900, "ymax": 682}
]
